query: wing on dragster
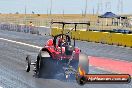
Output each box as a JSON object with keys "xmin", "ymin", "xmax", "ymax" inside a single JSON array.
[{"xmin": 51, "ymin": 21, "xmax": 90, "ymax": 25}]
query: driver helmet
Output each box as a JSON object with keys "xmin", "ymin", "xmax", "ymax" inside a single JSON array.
[{"xmin": 46, "ymin": 39, "xmax": 53, "ymax": 46}]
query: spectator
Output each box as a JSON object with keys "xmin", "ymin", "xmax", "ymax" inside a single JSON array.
[{"xmin": 29, "ymin": 21, "xmax": 34, "ymax": 34}]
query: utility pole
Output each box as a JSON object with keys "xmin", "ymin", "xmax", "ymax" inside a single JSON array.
[
  {"xmin": 82, "ymin": 9, "xmax": 84, "ymax": 16},
  {"xmin": 97, "ymin": 3, "xmax": 99, "ymax": 14},
  {"xmin": 93, "ymin": 7, "xmax": 95, "ymax": 15},
  {"xmin": 84, "ymin": 0, "xmax": 88, "ymax": 17},
  {"xmin": 121, "ymin": 0, "xmax": 123, "ymax": 14},
  {"xmin": 117, "ymin": 0, "xmax": 123, "ymax": 14},
  {"xmin": 24, "ymin": 0, "xmax": 28, "ymax": 33},
  {"xmin": 100, "ymin": 0, "xmax": 103, "ymax": 14},
  {"xmin": 50, "ymin": 0, "xmax": 53, "ymax": 15},
  {"xmin": 24, "ymin": 5, "xmax": 27, "ymax": 15},
  {"xmin": 24, "ymin": 1, "xmax": 27, "ymax": 25},
  {"xmin": 105, "ymin": 2, "xmax": 111, "ymax": 12},
  {"xmin": 63, "ymin": 9, "xmax": 64, "ymax": 17},
  {"xmin": 47, "ymin": 8, "xmax": 49, "ymax": 16}
]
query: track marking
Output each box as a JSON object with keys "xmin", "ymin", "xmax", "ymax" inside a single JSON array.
[
  {"xmin": 0, "ymin": 38, "xmax": 42, "ymax": 49},
  {"xmin": 92, "ymin": 56, "xmax": 132, "ymax": 63},
  {"xmin": 90, "ymin": 64, "xmax": 132, "ymax": 78},
  {"xmin": 92, "ymin": 66, "xmax": 132, "ymax": 78},
  {"xmin": 89, "ymin": 56, "xmax": 132, "ymax": 76}
]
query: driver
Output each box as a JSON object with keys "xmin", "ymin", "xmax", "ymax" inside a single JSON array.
[
  {"xmin": 61, "ymin": 38, "xmax": 66, "ymax": 46},
  {"xmin": 58, "ymin": 36, "xmax": 66, "ymax": 47}
]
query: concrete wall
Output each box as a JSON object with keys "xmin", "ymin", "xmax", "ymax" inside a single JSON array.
[
  {"xmin": 51, "ymin": 28, "xmax": 132, "ymax": 48},
  {"xmin": 0, "ymin": 23, "xmax": 51, "ymax": 36}
]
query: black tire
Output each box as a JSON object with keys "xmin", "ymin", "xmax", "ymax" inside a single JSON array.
[
  {"xmin": 35, "ymin": 55, "xmax": 41, "ymax": 77},
  {"xmin": 35, "ymin": 51, "xmax": 51, "ymax": 78},
  {"xmin": 76, "ymin": 76, "xmax": 87, "ymax": 86},
  {"xmin": 26, "ymin": 55, "xmax": 31, "ymax": 72}
]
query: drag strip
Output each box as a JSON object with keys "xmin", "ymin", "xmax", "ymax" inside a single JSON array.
[
  {"xmin": 0, "ymin": 37, "xmax": 132, "ymax": 75},
  {"xmin": 0, "ymin": 29, "xmax": 132, "ymax": 88}
]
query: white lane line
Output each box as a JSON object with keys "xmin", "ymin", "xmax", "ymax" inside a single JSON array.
[{"xmin": 0, "ymin": 38, "xmax": 42, "ymax": 49}]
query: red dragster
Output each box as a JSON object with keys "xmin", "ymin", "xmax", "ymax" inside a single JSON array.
[{"xmin": 25, "ymin": 22, "xmax": 89, "ymax": 80}]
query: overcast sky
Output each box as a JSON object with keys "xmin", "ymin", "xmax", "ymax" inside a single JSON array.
[{"xmin": 0, "ymin": 0, "xmax": 131, "ymax": 14}]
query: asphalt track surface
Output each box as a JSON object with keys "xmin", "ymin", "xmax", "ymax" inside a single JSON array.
[{"xmin": 0, "ymin": 29, "xmax": 132, "ymax": 88}]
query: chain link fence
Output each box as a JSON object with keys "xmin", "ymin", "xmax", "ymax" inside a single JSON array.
[
  {"xmin": 0, "ymin": 14, "xmax": 132, "ymax": 35},
  {"xmin": 0, "ymin": 14, "xmax": 52, "ymax": 35}
]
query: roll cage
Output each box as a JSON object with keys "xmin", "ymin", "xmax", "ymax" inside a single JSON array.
[
  {"xmin": 51, "ymin": 21, "xmax": 90, "ymax": 47},
  {"xmin": 53, "ymin": 34, "xmax": 71, "ymax": 47}
]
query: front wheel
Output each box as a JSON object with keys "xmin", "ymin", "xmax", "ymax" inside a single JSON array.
[{"xmin": 26, "ymin": 55, "xmax": 31, "ymax": 72}]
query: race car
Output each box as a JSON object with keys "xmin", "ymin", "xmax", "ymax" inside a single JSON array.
[{"xmin": 25, "ymin": 22, "xmax": 89, "ymax": 82}]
